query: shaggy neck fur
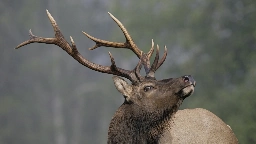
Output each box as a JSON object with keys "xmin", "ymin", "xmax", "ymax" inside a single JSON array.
[{"xmin": 107, "ymin": 99, "xmax": 184, "ymax": 144}]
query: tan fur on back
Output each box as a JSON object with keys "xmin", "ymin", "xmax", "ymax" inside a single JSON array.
[{"xmin": 159, "ymin": 108, "xmax": 238, "ymax": 144}]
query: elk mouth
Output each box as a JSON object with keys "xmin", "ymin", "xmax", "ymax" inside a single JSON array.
[
  {"xmin": 180, "ymin": 84, "xmax": 195, "ymax": 98},
  {"xmin": 174, "ymin": 86, "xmax": 194, "ymax": 100}
]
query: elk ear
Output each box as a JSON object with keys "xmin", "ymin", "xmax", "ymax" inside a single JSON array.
[{"xmin": 112, "ymin": 76, "xmax": 132, "ymax": 101}]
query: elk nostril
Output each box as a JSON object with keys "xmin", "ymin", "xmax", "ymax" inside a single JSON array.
[{"xmin": 184, "ymin": 76, "xmax": 189, "ymax": 83}]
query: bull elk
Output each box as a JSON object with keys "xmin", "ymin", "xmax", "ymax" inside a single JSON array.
[{"xmin": 16, "ymin": 10, "xmax": 238, "ymax": 143}]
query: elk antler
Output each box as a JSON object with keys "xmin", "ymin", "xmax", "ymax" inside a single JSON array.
[
  {"xmin": 16, "ymin": 10, "xmax": 167, "ymax": 82},
  {"xmin": 82, "ymin": 13, "xmax": 167, "ymax": 75}
]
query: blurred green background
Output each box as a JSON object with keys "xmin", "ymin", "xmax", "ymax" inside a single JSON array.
[{"xmin": 1, "ymin": 0, "xmax": 255, "ymax": 143}]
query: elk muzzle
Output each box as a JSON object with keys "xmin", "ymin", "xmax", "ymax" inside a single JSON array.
[{"xmin": 180, "ymin": 75, "xmax": 196, "ymax": 99}]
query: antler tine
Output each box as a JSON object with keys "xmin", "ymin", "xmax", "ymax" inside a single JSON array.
[
  {"xmin": 156, "ymin": 45, "xmax": 167, "ymax": 70},
  {"xmin": 81, "ymin": 12, "xmax": 143, "ymax": 59},
  {"xmin": 146, "ymin": 45, "xmax": 160, "ymax": 78},
  {"xmin": 147, "ymin": 39, "xmax": 155, "ymax": 58},
  {"xmin": 141, "ymin": 39, "xmax": 155, "ymax": 74},
  {"xmin": 134, "ymin": 59, "xmax": 143, "ymax": 82},
  {"xmin": 107, "ymin": 12, "xmax": 142, "ymax": 57},
  {"xmin": 107, "ymin": 52, "xmax": 139, "ymax": 82},
  {"xmin": 134, "ymin": 51, "xmax": 144, "ymax": 82},
  {"xmin": 16, "ymin": 10, "xmax": 140, "ymax": 83},
  {"xmin": 82, "ymin": 32, "xmax": 127, "ymax": 50}
]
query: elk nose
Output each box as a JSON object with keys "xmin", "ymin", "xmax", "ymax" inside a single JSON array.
[{"xmin": 183, "ymin": 75, "xmax": 196, "ymax": 87}]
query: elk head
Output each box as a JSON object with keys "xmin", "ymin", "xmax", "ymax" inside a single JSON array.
[
  {"xmin": 113, "ymin": 75, "xmax": 195, "ymax": 113},
  {"xmin": 16, "ymin": 10, "xmax": 196, "ymax": 143}
]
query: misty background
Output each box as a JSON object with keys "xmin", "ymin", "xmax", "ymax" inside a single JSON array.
[{"xmin": 1, "ymin": 0, "xmax": 256, "ymax": 143}]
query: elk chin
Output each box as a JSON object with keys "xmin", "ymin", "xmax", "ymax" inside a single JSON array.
[{"xmin": 179, "ymin": 85, "xmax": 195, "ymax": 99}]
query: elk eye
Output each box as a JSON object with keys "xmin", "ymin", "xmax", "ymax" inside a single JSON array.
[{"xmin": 144, "ymin": 86, "xmax": 153, "ymax": 92}]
